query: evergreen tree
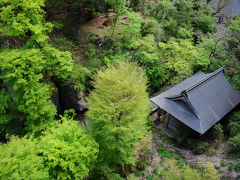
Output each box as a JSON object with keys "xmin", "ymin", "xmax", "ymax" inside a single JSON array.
[{"xmin": 87, "ymin": 62, "xmax": 150, "ymax": 178}]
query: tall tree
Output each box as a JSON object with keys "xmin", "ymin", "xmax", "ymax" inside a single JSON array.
[{"xmin": 87, "ymin": 62, "xmax": 150, "ymax": 179}]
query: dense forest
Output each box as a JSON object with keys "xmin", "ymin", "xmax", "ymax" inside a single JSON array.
[{"xmin": 0, "ymin": 0, "xmax": 239, "ymax": 179}]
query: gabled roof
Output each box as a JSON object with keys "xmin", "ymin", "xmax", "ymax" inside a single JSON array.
[{"xmin": 151, "ymin": 67, "xmax": 240, "ymax": 134}]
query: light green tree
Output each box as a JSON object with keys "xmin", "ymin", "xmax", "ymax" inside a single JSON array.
[
  {"xmin": 87, "ymin": 62, "xmax": 150, "ymax": 178},
  {"xmin": 0, "ymin": 0, "xmax": 53, "ymax": 46},
  {"xmin": 158, "ymin": 39, "xmax": 210, "ymax": 77},
  {"xmin": 40, "ymin": 110, "xmax": 99, "ymax": 179},
  {"xmin": 0, "ymin": 136, "xmax": 49, "ymax": 180},
  {"xmin": 0, "ymin": 47, "xmax": 73, "ymax": 134}
]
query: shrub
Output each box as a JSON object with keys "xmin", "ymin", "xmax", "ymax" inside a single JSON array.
[
  {"xmin": 158, "ymin": 39, "xmax": 195, "ymax": 76},
  {"xmin": 87, "ymin": 62, "xmax": 150, "ymax": 178},
  {"xmin": 157, "ymin": 145, "xmax": 175, "ymax": 159},
  {"xmin": 0, "ymin": 136, "xmax": 49, "ymax": 180},
  {"xmin": 157, "ymin": 160, "xmax": 219, "ymax": 180},
  {"xmin": 135, "ymin": 135, "xmax": 151, "ymax": 170},
  {"xmin": 229, "ymin": 112, "xmax": 240, "ymax": 137},
  {"xmin": 192, "ymin": 141, "xmax": 209, "ymax": 154},
  {"xmin": 214, "ymin": 123, "xmax": 224, "ymax": 142},
  {"xmin": 162, "ymin": 160, "xmax": 201, "ymax": 180},
  {"xmin": 123, "ymin": 12, "xmax": 143, "ymax": 49},
  {"xmin": 198, "ymin": 162, "xmax": 220, "ymax": 180},
  {"xmin": 40, "ymin": 111, "xmax": 99, "ymax": 179},
  {"xmin": 141, "ymin": 18, "xmax": 164, "ymax": 40},
  {"xmin": 177, "ymin": 27, "xmax": 193, "ymax": 39},
  {"xmin": 194, "ymin": 15, "xmax": 215, "ymax": 33},
  {"xmin": 228, "ymin": 133, "xmax": 240, "ymax": 153}
]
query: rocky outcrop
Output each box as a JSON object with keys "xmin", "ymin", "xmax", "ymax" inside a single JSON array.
[{"xmin": 53, "ymin": 78, "xmax": 87, "ymax": 113}]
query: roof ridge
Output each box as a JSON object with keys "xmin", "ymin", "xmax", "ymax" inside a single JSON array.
[{"xmin": 181, "ymin": 67, "xmax": 225, "ymax": 94}]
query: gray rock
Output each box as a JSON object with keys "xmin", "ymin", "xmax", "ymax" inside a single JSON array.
[{"xmin": 54, "ymin": 79, "xmax": 87, "ymax": 112}]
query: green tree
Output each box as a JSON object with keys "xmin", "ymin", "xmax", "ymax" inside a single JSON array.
[
  {"xmin": 0, "ymin": 47, "xmax": 73, "ymax": 134},
  {"xmin": 122, "ymin": 12, "xmax": 143, "ymax": 49},
  {"xmin": 106, "ymin": 0, "xmax": 128, "ymax": 36},
  {"xmin": 158, "ymin": 39, "xmax": 210, "ymax": 77},
  {"xmin": 0, "ymin": 48, "xmax": 56, "ymax": 134},
  {"xmin": 0, "ymin": 0, "xmax": 53, "ymax": 46},
  {"xmin": 0, "ymin": 136, "xmax": 49, "ymax": 180},
  {"xmin": 87, "ymin": 62, "xmax": 150, "ymax": 178},
  {"xmin": 40, "ymin": 110, "xmax": 99, "ymax": 179}
]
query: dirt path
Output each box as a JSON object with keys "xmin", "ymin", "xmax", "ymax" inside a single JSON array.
[{"xmin": 140, "ymin": 133, "xmax": 239, "ymax": 179}]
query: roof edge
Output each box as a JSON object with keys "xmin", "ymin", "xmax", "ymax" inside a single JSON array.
[{"xmin": 182, "ymin": 67, "xmax": 225, "ymax": 94}]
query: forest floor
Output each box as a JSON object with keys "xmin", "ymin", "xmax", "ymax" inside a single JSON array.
[{"xmin": 140, "ymin": 129, "xmax": 239, "ymax": 179}]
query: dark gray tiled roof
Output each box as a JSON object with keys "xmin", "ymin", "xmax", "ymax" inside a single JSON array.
[
  {"xmin": 151, "ymin": 67, "xmax": 240, "ymax": 134},
  {"xmin": 212, "ymin": 0, "xmax": 240, "ymax": 18}
]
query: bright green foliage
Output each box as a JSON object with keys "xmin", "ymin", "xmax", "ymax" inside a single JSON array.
[
  {"xmin": 42, "ymin": 45, "xmax": 73, "ymax": 80},
  {"xmin": 40, "ymin": 111, "xmax": 99, "ymax": 179},
  {"xmin": 158, "ymin": 160, "xmax": 219, "ymax": 180},
  {"xmin": 0, "ymin": 45, "xmax": 74, "ymax": 134},
  {"xmin": 133, "ymin": 35, "xmax": 170, "ymax": 88},
  {"xmin": 0, "ymin": 0, "xmax": 53, "ymax": 45},
  {"xmin": 0, "ymin": 48, "xmax": 56, "ymax": 134},
  {"xmin": 158, "ymin": 39, "xmax": 210, "ymax": 76},
  {"xmin": 198, "ymin": 162, "xmax": 220, "ymax": 180},
  {"xmin": 123, "ymin": 12, "xmax": 143, "ymax": 49},
  {"xmin": 87, "ymin": 62, "xmax": 150, "ymax": 178},
  {"xmin": 69, "ymin": 64, "xmax": 91, "ymax": 91},
  {"xmin": 159, "ymin": 39, "xmax": 194, "ymax": 76},
  {"xmin": 162, "ymin": 160, "xmax": 202, "ymax": 180},
  {"xmin": 230, "ymin": 15, "xmax": 240, "ymax": 33},
  {"xmin": 177, "ymin": 27, "xmax": 193, "ymax": 39},
  {"xmin": 0, "ymin": 136, "xmax": 49, "ymax": 180}
]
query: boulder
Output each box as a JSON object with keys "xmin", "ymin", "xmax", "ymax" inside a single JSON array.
[{"xmin": 54, "ymin": 78, "xmax": 87, "ymax": 113}]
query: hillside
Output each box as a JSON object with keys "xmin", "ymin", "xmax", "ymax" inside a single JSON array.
[{"xmin": 0, "ymin": 0, "xmax": 239, "ymax": 179}]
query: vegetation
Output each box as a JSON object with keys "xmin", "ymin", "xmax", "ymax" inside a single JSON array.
[
  {"xmin": 0, "ymin": 0, "xmax": 239, "ymax": 179},
  {"xmin": 87, "ymin": 62, "xmax": 150, "ymax": 178},
  {"xmin": 40, "ymin": 110, "xmax": 99, "ymax": 179},
  {"xmin": 0, "ymin": 136, "xmax": 49, "ymax": 180},
  {"xmin": 147, "ymin": 160, "xmax": 220, "ymax": 180}
]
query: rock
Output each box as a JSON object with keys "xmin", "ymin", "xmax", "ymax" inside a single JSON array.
[
  {"xmin": 103, "ymin": 18, "xmax": 114, "ymax": 27},
  {"xmin": 0, "ymin": 39, "xmax": 10, "ymax": 48},
  {"xmin": 54, "ymin": 78, "xmax": 87, "ymax": 112}
]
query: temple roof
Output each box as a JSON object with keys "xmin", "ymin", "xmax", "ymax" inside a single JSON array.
[{"xmin": 151, "ymin": 67, "xmax": 240, "ymax": 134}]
